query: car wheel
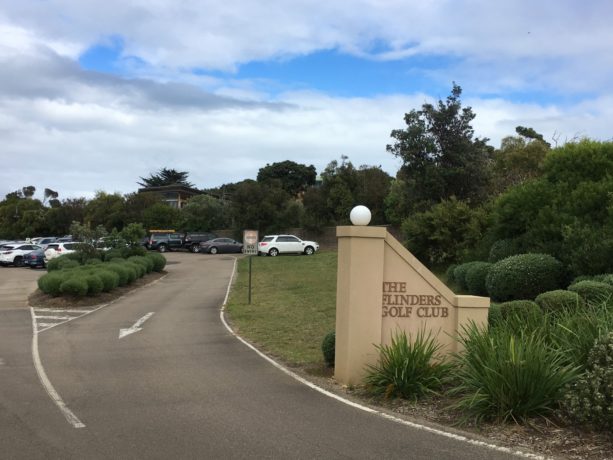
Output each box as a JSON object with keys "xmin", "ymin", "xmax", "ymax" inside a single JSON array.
[
  {"xmin": 210, "ymin": 247, "xmax": 218, "ymax": 255},
  {"xmin": 269, "ymin": 248, "xmax": 279, "ymax": 257},
  {"xmin": 191, "ymin": 244, "xmax": 200, "ymax": 253},
  {"xmin": 304, "ymin": 246, "xmax": 314, "ymax": 255},
  {"xmin": 158, "ymin": 244, "xmax": 167, "ymax": 253},
  {"xmin": 14, "ymin": 256, "xmax": 24, "ymax": 267}
]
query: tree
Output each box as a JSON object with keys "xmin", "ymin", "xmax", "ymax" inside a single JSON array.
[
  {"xmin": 257, "ymin": 161, "xmax": 317, "ymax": 197},
  {"xmin": 138, "ymin": 168, "xmax": 194, "ymax": 188},
  {"xmin": 386, "ymin": 83, "xmax": 493, "ymax": 215},
  {"xmin": 491, "ymin": 126, "xmax": 550, "ymax": 192},
  {"xmin": 229, "ymin": 180, "xmax": 294, "ymax": 235},
  {"xmin": 142, "ymin": 203, "xmax": 181, "ymax": 230},
  {"xmin": 43, "ymin": 188, "xmax": 59, "ymax": 206},
  {"xmin": 84, "ymin": 192, "xmax": 126, "ymax": 230},
  {"xmin": 120, "ymin": 223, "xmax": 147, "ymax": 247},
  {"xmin": 179, "ymin": 194, "xmax": 229, "ymax": 231}
]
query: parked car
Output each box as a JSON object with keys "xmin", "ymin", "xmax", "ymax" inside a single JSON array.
[
  {"xmin": 30, "ymin": 237, "xmax": 57, "ymax": 250},
  {"xmin": 257, "ymin": 235, "xmax": 319, "ymax": 257},
  {"xmin": 44, "ymin": 242, "xmax": 78, "ymax": 261},
  {"xmin": 183, "ymin": 232, "xmax": 217, "ymax": 253},
  {"xmin": 23, "ymin": 249, "xmax": 46, "ymax": 269},
  {"xmin": 199, "ymin": 238, "xmax": 243, "ymax": 254},
  {"xmin": 147, "ymin": 232, "xmax": 184, "ymax": 252},
  {"xmin": 0, "ymin": 243, "xmax": 42, "ymax": 267}
]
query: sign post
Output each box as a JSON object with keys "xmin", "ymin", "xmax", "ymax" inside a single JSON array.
[{"xmin": 243, "ymin": 230, "xmax": 259, "ymax": 304}]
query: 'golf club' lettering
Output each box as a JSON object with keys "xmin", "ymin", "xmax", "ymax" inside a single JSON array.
[{"xmin": 382, "ymin": 282, "xmax": 447, "ymax": 318}]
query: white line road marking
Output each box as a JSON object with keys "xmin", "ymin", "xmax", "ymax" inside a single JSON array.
[
  {"xmin": 35, "ymin": 315, "xmax": 76, "ymax": 320},
  {"xmin": 219, "ymin": 257, "xmax": 547, "ymax": 460},
  {"xmin": 0, "ymin": 357, "xmax": 5, "ymax": 366},
  {"xmin": 30, "ymin": 308, "xmax": 85, "ymax": 429},
  {"xmin": 119, "ymin": 312, "xmax": 155, "ymax": 339},
  {"xmin": 34, "ymin": 309, "xmax": 93, "ymax": 313}
]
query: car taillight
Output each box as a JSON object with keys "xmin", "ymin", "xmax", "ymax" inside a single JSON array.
[
  {"xmin": 259, "ymin": 242, "xmax": 267, "ymax": 247},
  {"xmin": 57, "ymin": 248, "xmax": 62, "ymax": 252}
]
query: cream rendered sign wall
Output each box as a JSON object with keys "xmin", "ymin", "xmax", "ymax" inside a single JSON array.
[{"xmin": 334, "ymin": 225, "xmax": 489, "ymax": 386}]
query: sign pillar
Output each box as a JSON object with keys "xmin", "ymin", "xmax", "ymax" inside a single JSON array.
[
  {"xmin": 334, "ymin": 226, "xmax": 387, "ymax": 386},
  {"xmin": 243, "ymin": 230, "xmax": 259, "ymax": 304}
]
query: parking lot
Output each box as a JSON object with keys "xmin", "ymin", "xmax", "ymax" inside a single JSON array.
[{"xmin": 0, "ymin": 265, "xmax": 44, "ymax": 309}]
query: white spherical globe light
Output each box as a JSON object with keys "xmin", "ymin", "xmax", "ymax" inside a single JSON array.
[{"xmin": 350, "ymin": 205, "xmax": 372, "ymax": 226}]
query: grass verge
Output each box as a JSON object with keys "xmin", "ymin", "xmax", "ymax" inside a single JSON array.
[{"xmin": 226, "ymin": 251, "xmax": 337, "ymax": 367}]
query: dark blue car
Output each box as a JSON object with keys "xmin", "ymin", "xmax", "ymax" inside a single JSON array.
[{"xmin": 23, "ymin": 249, "xmax": 46, "ymax": 269}]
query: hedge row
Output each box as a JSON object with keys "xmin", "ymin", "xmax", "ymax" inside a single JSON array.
[{"xmin": 38, "ymin": 253, "xmax": 166, "ymax": 298}]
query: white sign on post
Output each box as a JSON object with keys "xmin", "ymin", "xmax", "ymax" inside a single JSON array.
[{"xmin": 243, "ymin": 230, "xmax": 259, "ymax": 255}]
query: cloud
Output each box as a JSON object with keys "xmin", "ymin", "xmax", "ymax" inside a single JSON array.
[{"xmin": 2, "ymin": 0, "xmax": 612, "ymax": 93}]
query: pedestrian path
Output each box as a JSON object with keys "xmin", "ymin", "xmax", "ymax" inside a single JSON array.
[{"xmin": 33, "ymin": 307, "xmax": 101, "ymax": 333}]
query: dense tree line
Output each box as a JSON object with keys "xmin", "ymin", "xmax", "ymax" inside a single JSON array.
[{"xmin": 2, "ymin": 83, "xmax": 611, "ymax": 278}]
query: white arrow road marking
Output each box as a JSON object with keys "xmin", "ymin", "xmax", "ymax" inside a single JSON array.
[{"xmin": 119, "ymin": 312, "xmax": 155, "ymax": 339}]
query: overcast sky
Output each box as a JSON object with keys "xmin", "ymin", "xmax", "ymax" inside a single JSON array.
[{"xmin": 1, "ymin": 0, "xmax": 612, "ymax": 200}]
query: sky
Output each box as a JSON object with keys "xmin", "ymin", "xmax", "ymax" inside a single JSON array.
[{"xmin": 1, "ymin": 0, "xmax": 612, "ymax": 200}]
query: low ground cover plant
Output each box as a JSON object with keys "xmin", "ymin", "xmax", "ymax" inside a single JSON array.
[{"xmin": 38, "ymin": 252, "xmax": 166, "ymax": 298}]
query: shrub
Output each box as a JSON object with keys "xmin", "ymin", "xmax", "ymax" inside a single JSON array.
[
  {"xmin": 497, "ymin": 300, "xmax": 543, "ymax": 333},
  {"xmin": 488, "ymin": 303, "xmax": 502, "ymax": 328},
  {"xmin": 592, "ymin": 274, "xmax": 613, "ymax": 286},
  {"xmin": 125, "ymin": 245, "xmax": 147, "ymax": 257},
  {"xmin": 451, "ymin": 323, "xmax": 580, "ymax": 423},
  {"xmin": 84, "ymin": 274, "xmax": 104, "ymax": 295},
  {"xmin": 562, "ymin": 332, "xmax": 613, "ymax": 431},
  {"xmin": 104, "ymin": 249, "xmax": 124, "ymax": 261},
  {"xmin": 105, "ymin": 264, "xmax": 129, "ymax": 286},
  {"xmin": 125, "ymin": 261, "xmax": 145, "ymax": 278},
  {"xmin": 47, "ymin": 256, "xmax": 80, "ymax": 271},
  {"xmin": 453, "ymin": 262, "xmax": 482, "ymax": 292},
  {"xmin": 535, "ymin": 290, "xmax": 584, "ymax": 314},
  {"xmin": 445, "ymin": 264, "xmax": 457, "ymax": 285},
  {"xmin": 568, "ymin": 281, "xmax": 613, "ymax": 304},
  {"xmin": 548, "ymin": 302, "xmax": 613, "ymax": 369},
  {"xmin": 486, "ymin": 253, "xmax": 565, "ymax": 302},
  {"xmin": 59, "ymin": 276, "xmax": 88, "ymax": 297},
  {"xmin": 364, "ymin": 329, "xmax": 452, "ymax": 399},
  {"xmin": 128, "ymin": 255, "xmax": 153, "ymax": 273},
  {"xmin": 38, "ymin": 272, "xmax": 67, "ymax": 296},
  {"xmin": 146, "ymin": 253, "xmax": 166, "ymax": 272},
  {"xmin": 321, "ymin": 331, "xmax": 335, "ymax": 367},
  {"xmin": 571, "ymin": 275, "xmax": 593, "ymax": 285},
  {"xmin": 465, "ymin": 262, "xmax": 492, "ymax": 296},
  {"xmin": 85, "ymin": 258, "xmax": 103, "ymax": 266},
  {"xmin": 488, "ymin": 239, "xmax": 522, "ymax": 263},
  {"xmin": 122, "ymin": 263, "xmax": 138, "ymax": 283},
  {"xmin": 96, "ymin": 269, "xmax": 119, "ymax": 292}
]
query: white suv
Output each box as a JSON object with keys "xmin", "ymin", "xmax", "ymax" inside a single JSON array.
[
  {"xmin": 44, "ymin": 242, "xmax": 78, "ymax": 261},
  {"xmin": 0, "ymin": 243, "xmax": 42, "ymax": 267},
  {"xmin": 258, "ymin": 235, "xmax": 319, "ymax": 257}
]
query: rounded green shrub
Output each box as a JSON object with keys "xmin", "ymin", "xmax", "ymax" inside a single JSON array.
[
  {"xmin": 465, "ymin": 262, "xmax": 492, "ymax": 296},
  {"xmin": 85, "ymin": 258, "xmax": 103, "ymax": 266},
  {"xmin": 486, "ymin": 253, "xmax": 566, "ymax": 302},
  {"xmin": 535, "ymin": 290, "xmax": 584, "ymax": 314},
  {"xmin": 38, "ymin": 272, "xmax": 67, "ymax": 296},
  {"xmin": 128, "ymin": 255, "xmax": 153, "ymax": 273},
  {"xmin": 571, "ymin": 275, "xmax": 593, "ymax": 285},
  {"xmin": 60, "ymin": 276, "xmax": 88, "ymax": 297},
  {"xmin": 104, "ymin": 249, "xmax": 124, "ymax": 261},
  {"xmin": 445, "ymin": 264, "xmax": 458, "ymax": 285},
  {"xmin": 453, "ymin": 262, "xmax": 482, "ymax": 291},
  {"xmin": 488, "ymin": 239, "xmax": 522, "ymax": 263},
  {"xmin": 592, "ymin": 274, "xmax": 613, "ymax": 286},
  {"xmin": 321, "ymin": 331, "xmax": 335, "ymax": 367},
  {"xmin": 84, "ymin": 274, "xmax": 104, "ymax": 295},
  {"xmin": 95, "ymin": 269, "xmax": 119, "ymax": 292},
  {"xmin": 47, "ymin": 256, "xmax": 80, "ymax": 271},
  {"xmin": 562, "ymin": 331, "xmax": 613, "ymax": 431},
  {"xmin": 498, "ymin": 300, "xmax": 542, "ymax": 322},
  {"xmin": 146, "ymin": 253, "xmax": 166, "ymax": 272},
  {"xmin": 125, "ymin": 261, "xmax": 145, "ymax": 278},
  {"xmin": 105, "ymin": 264, "xmax": 129, "ymax": 286},
  {"xmin": 122, "ymin": 264, "xmax": 138, "ymax": 283},
  {"xmin": 125, "ymin": 246, "xmax": 147, "ymax": 257},
  {"xmin": 568, "ymin": 281, "xmax": 613, "ymax": 304},
  {"xmin": 488, "ymin": 303, "xmax": 502, "ymax": 328}
]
